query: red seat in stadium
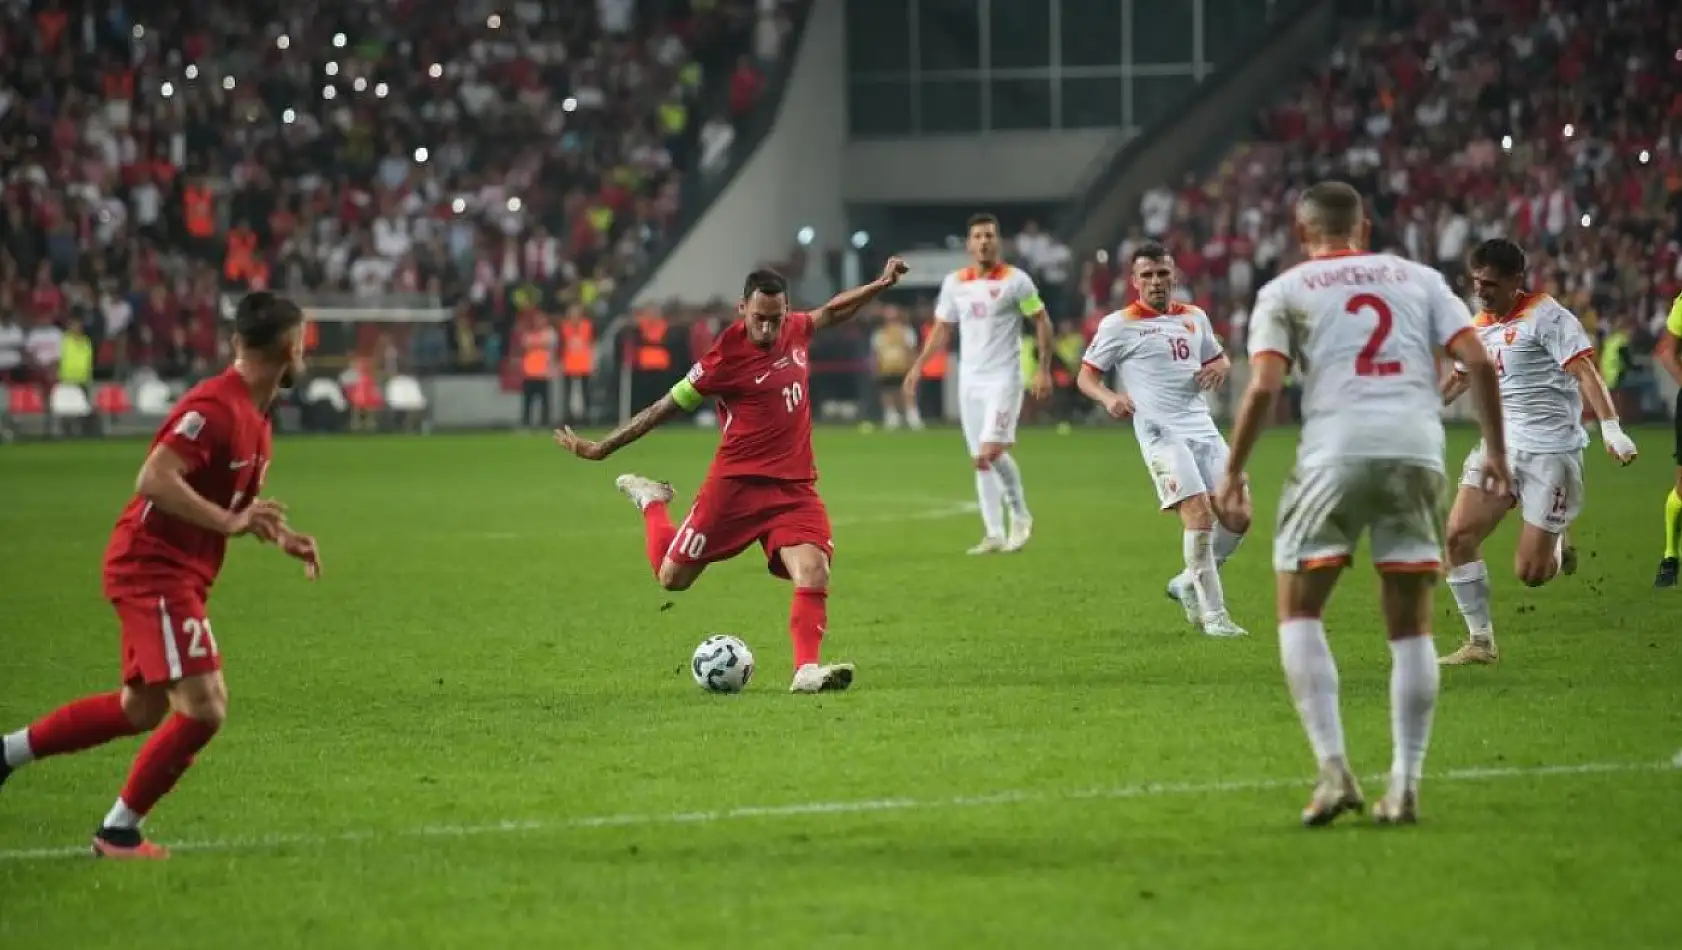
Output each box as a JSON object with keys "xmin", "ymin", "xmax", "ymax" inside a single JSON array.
[
  {"xmin": 7, "ymin": 384, "xmax": 45, "ymax": 415},
  {"xmin": 94, "ymin": 383, "xmax": 133, "ymax": 415}
]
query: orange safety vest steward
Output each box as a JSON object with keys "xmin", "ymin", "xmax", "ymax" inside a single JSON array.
[
  {"xmin": 560, "ymin": 319, "xmax": 595, "ymax": 377},
  {"xmin": 521, "ymin": 326, "xmax": 555, "ymax": 378},
  {"xmin": 635, "ymin": 316, "xmax": 670, "ymax": 371}
]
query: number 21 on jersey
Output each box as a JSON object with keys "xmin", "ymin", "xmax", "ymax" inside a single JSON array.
[{"xmin": 1346, "ymin": 293, "xmax": 1402, "ymax": 377}]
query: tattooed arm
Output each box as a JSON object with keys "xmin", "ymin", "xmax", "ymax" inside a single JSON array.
[{"xmin": 553, "ymin": 393, "xmax": 684, "ymax": 461}]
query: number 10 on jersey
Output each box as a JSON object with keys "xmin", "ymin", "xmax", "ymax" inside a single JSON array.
[{"xmin": 782, "ymin": 382, "xmax": 803, "ymax": 412}]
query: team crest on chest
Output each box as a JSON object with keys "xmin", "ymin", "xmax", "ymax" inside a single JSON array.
[
  {"xmin": 1503, "ymin": 326, "xmax": 1519, "ymax": 345},
  {"xmin": 988, "ymin": 287, "xmax": 1002, "ymax": 299},
  {"xmin": 791, "ymin": 346, "xmax": 807, "ymax": 368}
]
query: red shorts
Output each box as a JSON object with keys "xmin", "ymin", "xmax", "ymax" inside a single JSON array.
[
  {"xmin": 113, "ymin": 591, "xmax": 223, "ymax": 685},
  {"xmin": 668, "ymin": 478, "xmax": 834, "ymax": 579}
]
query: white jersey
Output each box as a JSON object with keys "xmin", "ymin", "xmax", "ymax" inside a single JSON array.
[
  {"xmin": 1081, "ymin": 300, "xmax": 1224, "ymax": 443},
  {"xmin": 1248, "ymin": 251, "xmax": 1474, "ymax": 470},
  {"xmin": 1467, "ymin": 292, "xmax": 1591, "ymax": 455},
  {"xmin": 935, "ymin": 264, "xmax": 1044, "ymax": 385}
]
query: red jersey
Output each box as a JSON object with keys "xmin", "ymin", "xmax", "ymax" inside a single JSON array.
[
  {"xmin": 103, "ymin": 368, "xmax": 273, "ymax": 597},
  {"xmin": 687, "ymin": 311, "xmax": 817, "ymax": 483}
]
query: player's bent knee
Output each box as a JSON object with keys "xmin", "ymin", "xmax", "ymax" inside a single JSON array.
[
  {"xmin": 120, "ymin": 685, "xmax": 171, "ymax": 731},
  {"xmin": 1515, "ymin": 559, "xmax": 1553, "ymax": 588},
  {"xmin": 1177, "ymin": 495, "xmax": 1215, "ymax": 530},
  {"xmin": 781, "ymin": 546, "xmax": 831, "ymax": 589},
  {"xmin": 656, "ymin": 560, "xmax": 699, "ymax": 592},
  {"xmin": 168, "ymin": 672, "xmax": 229, "ymax": 727}
]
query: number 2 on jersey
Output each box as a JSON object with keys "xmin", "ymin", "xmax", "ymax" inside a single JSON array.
[{"xmin": 1345, "ymin": 293, "xmax": 1402, "ymax": 377}]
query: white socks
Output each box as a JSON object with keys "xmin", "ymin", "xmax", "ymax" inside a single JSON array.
[
  {"xmin": 1278, "ymin": 618, "xmax": 1346, "ymax": 765},
  {"xmin": 975, "ymin": 467, "xmax": 1006, "ymax": 539},
  {"xmin": 1183, "ymin": 529, "xmax": 1226, "ymax": 617},
  {"xmin": 1446, "ymin": 560, "xmax": 1494, "ymax": 642},
  {"xmin": 1388, "ymin": 635, "xmax": 1438, "ymax": 790},
  {"xmin": 992, "ymin": 453, "xmax": 1031, "ymax": 519},
  {"xmin": 1213, "ymin": 523, "xmax": 1244, "ymax": 563},
  {"xmin": 102, "ymin": 798, "xmax": 143, "ymax": 830},
  {"xmin": 2, "ymin": 728, "xmax": 34, "ymax": 768}
]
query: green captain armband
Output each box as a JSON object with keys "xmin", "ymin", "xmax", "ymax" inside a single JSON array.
[
  {"xmin": 1018, "ymin": 293, "xmax": 1044, "ymax": 316},
  {"xmin": 1667, "ymin": 293, "xmax": 1682, "ymax": 338},
  {"xmin": 670, "ymin": 377, "xmax": 704, "ymax": 411}
]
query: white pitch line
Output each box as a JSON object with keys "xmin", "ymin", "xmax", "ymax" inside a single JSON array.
[{"xmin": 0, "ymin": 759, "xmax": 1671, "ymax": 864}]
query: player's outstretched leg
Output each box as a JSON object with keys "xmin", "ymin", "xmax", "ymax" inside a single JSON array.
[
  {"xmin": 992, "ymin": 451, "xmax": 1034, "ymax": 551},
  {"xmin": 1376, "ymin": 571, "xmax": 1439, "ymax": 825},
  {"xmin": 1277, "ymin": 568, "xmax": 1362, "ymax": 827},
  {"xmin": 616, "ymin": 474, "xmax": 677, "ymax": 575},
  {"xmin": 93, "ymin": 675, "xmax": 225, "ymax": 860},
  {"xmin": 780, "ymin": 545, "xmax": 852, "ymax": 694},
  {"xmin": 1439, "ymin": 487, "xmax": 1507, "ymax": 666},
  {"xmin": 1, "ymin": 689, "xmax": 161, "ymax": 793}
]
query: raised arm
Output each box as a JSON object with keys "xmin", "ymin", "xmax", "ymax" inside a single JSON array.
[
  {"xmin": 812, "ymin": 257, "xmax": 909, "ymax": 329},
  {"xmin": 554, "ymin": 392, "xmax": 685, "ymax": 461}
]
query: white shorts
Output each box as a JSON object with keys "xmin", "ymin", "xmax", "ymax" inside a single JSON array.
[
  {"xmin": 1459, "ymin": 446, "xmax": 1583, "ymax": 534},
  {"xmin": 959, "ymin": 380, "xmax": 1023, "ymax": 455},
  {"xmin": 1273, "ymin": 459, "xmax": 1448, "ymax": 574},
  {"xmin": 1138, "ymin": 435, "xmax": 1230, "ymax": 509}
]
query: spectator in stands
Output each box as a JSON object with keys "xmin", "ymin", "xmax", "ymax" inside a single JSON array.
[
  {"xmin": 0, "ymin": 310, "xmax": 24, "ymax": 382},
  {"xmin": 1079, "ymin": 0, "xmax": 1682, "ymax": 409}
]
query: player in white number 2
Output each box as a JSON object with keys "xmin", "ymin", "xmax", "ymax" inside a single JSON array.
[
  {"xmin": 1077, "ymin": 243, "xmax": 1249, "ymax": 637},
  {"xmin": 1218, "ymin": 181, "xmax": 1511, "ymax": 827}
]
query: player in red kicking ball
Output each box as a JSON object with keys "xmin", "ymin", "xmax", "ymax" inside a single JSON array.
[
  {"xmin": 555, "ymin": 258, "xmax": 909, "ymax": 693},
  {"xmin": 0, "ymin": 292, "xmax": 323, "ymax": 860}
]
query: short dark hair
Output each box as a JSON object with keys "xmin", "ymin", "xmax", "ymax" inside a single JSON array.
[
  {"xmin": 966, "ymin": 212, "xmax": 999, "ymax": 233},
  {"xmin": 1131, "ymin": 242, "xmax": 1172, "ymax": 265},
  {"xmin": 741, "ymin": 268, "xmax": 788, "ymax": 300},
  {"xmin": 233, "ymin": 292, "xmax": 304, "ymax": 352},
  {"xmin": 1467, "ymin": 238, "xmax": 1527, "ymax": 278},
  {"xmin": 1296, "ymin": 180, "xmax": 1364, "ymax": 237}
]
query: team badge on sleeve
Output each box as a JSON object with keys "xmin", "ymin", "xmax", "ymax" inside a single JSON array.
[{"xmin": 174, "ymin": 411, "xmax": 206, "ymax": 440}]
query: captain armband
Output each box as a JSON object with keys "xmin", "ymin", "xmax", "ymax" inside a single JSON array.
[{"xmin": 669, "ymin": 377, "xmax": 704, "ymax": 411}]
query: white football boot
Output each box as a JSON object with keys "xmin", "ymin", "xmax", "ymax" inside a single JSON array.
[
  {"xmin": 1199, "ymin": 611, "xmax": 1248, "ymax": 638},
  {"xmin": 615, "ymin": 474, "xmax": 673, "ymax": 511},
  {"xmin": 1301, "ymin": 761, "xmax": 1365, "ymax": 828},
  {"xmin": 967, "ymin": 536, "xmax": 1007, "ymax": 555},
  {"xmin": 1003, "ymin": 514, "xmax": 1034, "ymax": 552},
  {"xmin": 1166, "ymin": 574, "xmax": 1201, "ymax": 626},
  {"xmin": 1372, "ymin": 783, "xmax": 1420, "ymax": 825},
  {"xmin": 790, "ymin": 662, "xmax": 856, "ymax": 694}
]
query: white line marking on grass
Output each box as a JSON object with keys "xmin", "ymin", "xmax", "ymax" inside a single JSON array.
[{"xmin": 0, "ymin": 759, "xmax": 1671, "ymax": 863}]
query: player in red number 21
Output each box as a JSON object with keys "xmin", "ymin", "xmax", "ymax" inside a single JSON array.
[
  {"xmin": 555, "ymin": 257, "xmax": 910, "ymax": 693},
  {"xmin": 0, "ymin": 292, "xmax": 322, "ymax": 860}
]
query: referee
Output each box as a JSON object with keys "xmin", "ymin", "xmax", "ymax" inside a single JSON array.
[{"xmin": 1656, "ymin": 292, "xmax": 1682, "ymax": 588}]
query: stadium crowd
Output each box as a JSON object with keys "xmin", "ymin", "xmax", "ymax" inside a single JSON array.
[
  {"xmin": 0, "ymin": 0, "xmax": 803, "ymax": 391},
  {"xmin": 1071, "ymin": 0, "xmax": 1682, "ymax": 419}
]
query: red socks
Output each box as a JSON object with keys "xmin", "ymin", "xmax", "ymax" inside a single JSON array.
[
  {"xmin": 26, "ymin": 691, "xmax": 143, "ymax": 760},
  {"xmin": 790, "ymin": 588, "xmax": 828, "ymax": 667},
  {"xmin": 643, "ymin": 501, "xmax": 677, "ymax": 575},
  {"xmin": 118, "ymin": 714, "xmax": 220, "ymax": 817}
]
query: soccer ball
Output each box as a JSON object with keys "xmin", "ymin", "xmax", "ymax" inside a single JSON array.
[{"xmin": 691, "ymin": 635, "xmax": 755, "ymax": 693}]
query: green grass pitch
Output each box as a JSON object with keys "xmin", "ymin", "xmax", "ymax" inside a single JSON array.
[{"xmin": 1, "ymin": 425, "xmax": 1678, "ymax": 949}]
